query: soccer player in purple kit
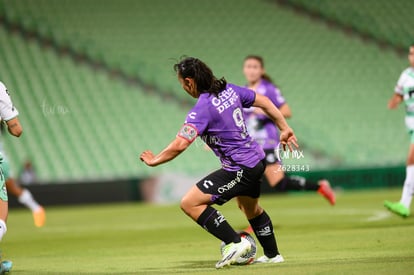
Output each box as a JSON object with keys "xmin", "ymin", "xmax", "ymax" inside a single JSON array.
[
  {"xmin": 243, "ymin": 55, "xmax": 335, "ymax": 206},
  {"xmin": 140, "ymin": 57, "xmax": 298, "ymax": 268}
]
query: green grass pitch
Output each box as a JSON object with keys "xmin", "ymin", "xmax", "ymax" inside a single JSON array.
[{"xmin": 3, "ymin": 188, "xmax": 414, "ymax": 274}]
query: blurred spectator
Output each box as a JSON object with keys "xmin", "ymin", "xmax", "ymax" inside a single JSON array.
[{"xmin": 19, "ymin": 160, "xmax": 36, "ymax": 185}]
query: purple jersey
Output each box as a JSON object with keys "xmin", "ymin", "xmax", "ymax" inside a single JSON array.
[
  {"xmin": 244, "ymin": 79, "xmax": 286, "ymax": 150},
  {"xmin": 177, "ymin": 84, "xmax": 265, "ymax": 171}
]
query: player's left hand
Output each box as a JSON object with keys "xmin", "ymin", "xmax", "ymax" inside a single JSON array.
[
  {"xmin": 279, "ymin": 128, "xmax": 299, "ymax": 152},
  {"xmin": 140, "ymin": 150, "xmax": 156, "ymax": 166}
]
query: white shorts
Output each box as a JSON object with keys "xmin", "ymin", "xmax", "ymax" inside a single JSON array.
[{"xmin": 405, "ymin": 116, "xmax": 414, "ymax": 130}]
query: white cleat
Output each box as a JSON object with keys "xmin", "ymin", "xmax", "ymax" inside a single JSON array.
[
  {"xmin": 215, "ymin": 237, "xmax": 251, "ymax": 269},
  {"xmin": 255, "ymin": 254, "xmax": 285, "ymax": 264}
]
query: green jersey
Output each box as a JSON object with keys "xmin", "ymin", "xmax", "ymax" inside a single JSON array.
[{"xmin": 396, "ymin": 67, "xmax": 414, "ymax": 116}]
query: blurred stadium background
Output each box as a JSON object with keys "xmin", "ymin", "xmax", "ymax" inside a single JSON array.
[{"xmin": 0, "ymin": 0, "xmax": 413, "ymax": 204}]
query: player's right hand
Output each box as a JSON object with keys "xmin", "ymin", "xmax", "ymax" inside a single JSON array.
[
  {"xmin": 279, "ymin": 128, "xmax": 299, "ymax": 152},
  {"xmin": 140, "ymin": 150, "xmax": 156, "ymax": 166}
]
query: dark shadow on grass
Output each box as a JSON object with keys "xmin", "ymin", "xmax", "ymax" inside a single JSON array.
[
  {"xmin": 172, "ymin": 260, "xmax": 267, "ymax": 273},
  {"xmin": 136, "ymin": 260, "xmax": 264, "ymax": 274},
  {"xmin": 132, "ymin": 260, "xmax": 216, "ymax": 274},
  {"xmin": 176, "ymin": 260, "xmax": 217, "ymax": 269}
]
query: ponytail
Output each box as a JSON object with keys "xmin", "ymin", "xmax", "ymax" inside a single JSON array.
[
  {"xmin": 261, "ymin": 73, "xmax": 274, "ymax": 85},
  {"xmin": 174, "ymin": 57, "xmax": 227, "ymax": 96}
]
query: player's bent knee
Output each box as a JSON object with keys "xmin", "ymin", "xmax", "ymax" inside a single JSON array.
[{"xmin": 180, "ymin": 196, "xmax": 192, "ymax": 214}]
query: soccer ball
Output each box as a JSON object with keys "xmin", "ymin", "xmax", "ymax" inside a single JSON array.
[{"xmin": 220, "ymin": 231, "xmax": 257, "ymax": 265}]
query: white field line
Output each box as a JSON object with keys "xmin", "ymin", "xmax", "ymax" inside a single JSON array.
[{"xmin": 365, "ymin": 210, "xmax": 392, "ymax": 222}]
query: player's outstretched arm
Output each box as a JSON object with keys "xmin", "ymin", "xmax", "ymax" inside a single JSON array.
[
  {"xmin": 140, "ymin": 136, "xmax": 191, "ymax": 167},
  {"xmin": 388, "ymin": 94, "xmax": 403, "ymax": 109},
  {"xmin": 253, "ymin": 93, "xmax": 298, "ymax": 151},
  {"xmin": 5, "ymin": 117, "xmax": 22, "ymax": 137}
]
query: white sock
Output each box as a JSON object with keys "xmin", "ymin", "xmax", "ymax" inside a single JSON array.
[
  {"xmin": 400, "ymin": 165, "xmax": 414, "ymax": 208},
  {"xmin": 0, "ymin": 219, "xmax": 7, "ymax": 241},
  {"xmin": 18, "ymin": 189, "xmax": 41, "ymax": 212}
]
